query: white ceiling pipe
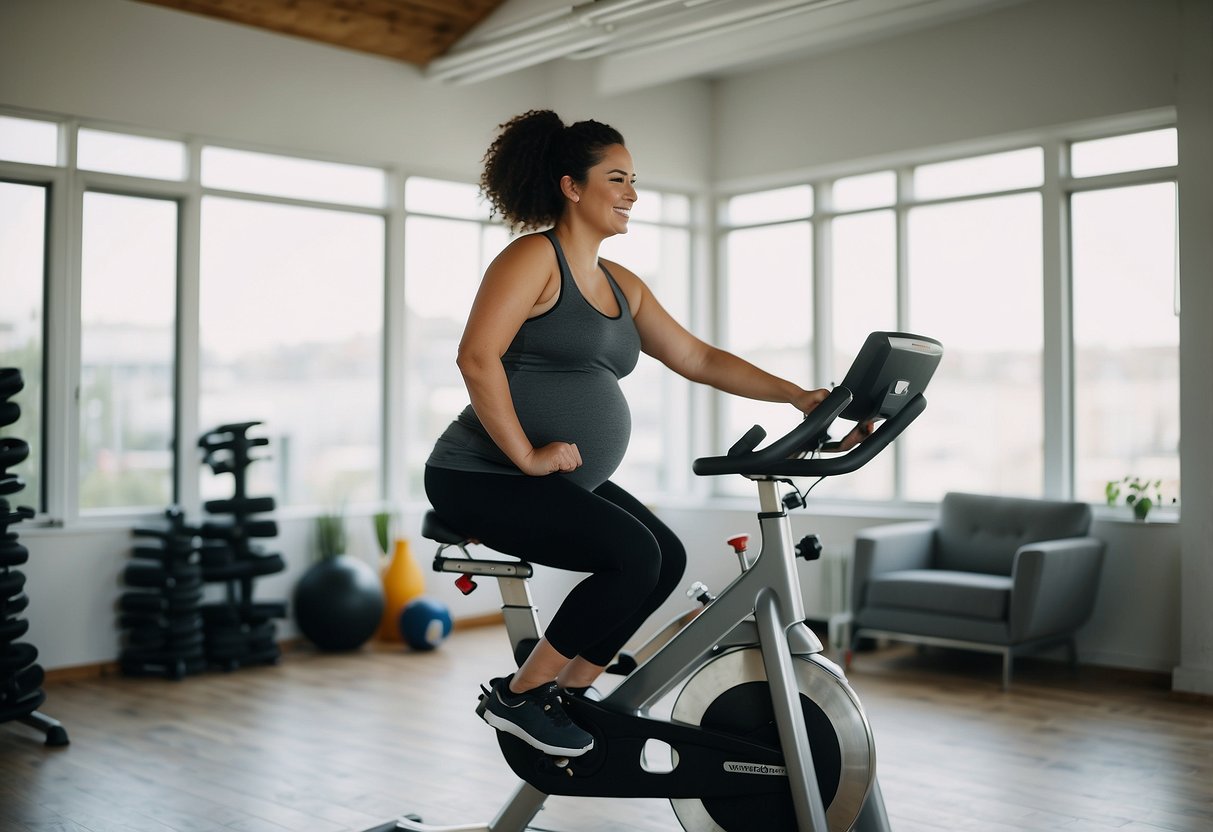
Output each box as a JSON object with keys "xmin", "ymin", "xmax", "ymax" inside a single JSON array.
[
  {"xmin": 432, "ymin": 0, "xmax": 854, "ymax": 83},
  {"xmin": 568, "ymin": 0, "xmax": 854, "ymax": 60},
  {"xmin": 588, "ymin": 0, "xmax": 699, "ymax": 25},
  {"xmin": 429, "ymin": 29, "xmax": 614, "ymax": 82},
  {"xmin": 444, "ymin": 35, "xmax": 616, "ymax": 84},
  {"xmin": 471, "ymin": 4, "xmax": 576, "ymax": 41},
  {"xmin": 432, "ymin": 0, "xmax": 656, "ymax": 72},
  {"xmin": 431, "ymin": 16, "xmax": 595, "ymax": 72}
]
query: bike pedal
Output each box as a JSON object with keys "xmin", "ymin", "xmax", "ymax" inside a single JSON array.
[{"xmin": 540, "ymin": 756, "xmax": 575, "ymax": 776}]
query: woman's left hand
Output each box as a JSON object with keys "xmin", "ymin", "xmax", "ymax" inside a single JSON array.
[
  {"xmin": 833, "ymin": 420, "xmax": 875, "ymax": 451},
  {"xmin": 790, "ymin": 387, "xmax": 875, "ymax": 452}
]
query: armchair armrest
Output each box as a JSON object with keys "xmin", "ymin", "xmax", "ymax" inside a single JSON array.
[
  {"xmin": 1009, "ymin": 537, "xmax": 1105, "ymax": 642},
  {"xmin": 851, "ymin": 520, "xmax": 936, "ymax": 613}
]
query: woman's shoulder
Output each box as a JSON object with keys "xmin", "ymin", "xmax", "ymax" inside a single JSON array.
[
  {"xmin": 493, "ymin": 230, "xmax": 556, "ymax": 263},
  {"xmin": 489, "ymin": 231, "xmax": 556, "ymax": 270},
  {"xmin": 481, "ymin": 232, "xmax": 562, "ymax": 310}
]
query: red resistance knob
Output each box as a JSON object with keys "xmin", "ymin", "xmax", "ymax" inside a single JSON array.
[
  {"xmin": 455, "ymin": 574, "xmax": 478, "ymax": 595},
  {"xmin": 726, "ymin": 534, "xmax": 749, "ymax": 555}
]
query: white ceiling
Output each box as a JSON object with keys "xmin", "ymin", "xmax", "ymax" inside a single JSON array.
[{"xmin": 429, "ymin": 0, "xmax": 1032, "ymax": 93}]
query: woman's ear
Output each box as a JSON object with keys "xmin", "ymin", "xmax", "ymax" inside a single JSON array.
[{"xmin": 559, "ymin": 175, "xmax": 581, "ymax": 204}]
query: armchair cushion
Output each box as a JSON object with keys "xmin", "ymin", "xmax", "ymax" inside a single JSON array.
[
  {"xmin": 864, "ymin": 569, "xmax": 1011, "ymax": 621},
  {"xmin": 935, "ymin": 492, "xmax": 1094, "ymax": 575}
]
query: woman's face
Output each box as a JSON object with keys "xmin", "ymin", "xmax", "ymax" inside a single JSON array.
[{"xmin": 569, "ymin": 143, "xmax": 637, "ymax": 236}]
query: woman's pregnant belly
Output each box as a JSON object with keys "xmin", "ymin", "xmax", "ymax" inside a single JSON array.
[{"xmin": 509, "ymin": 368, "xmax": 631, "ymax": 491}]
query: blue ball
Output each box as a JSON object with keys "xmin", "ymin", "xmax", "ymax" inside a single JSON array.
[{"xmin": 398, "ymin": 597, "xmax": 453, "ymax": 651}]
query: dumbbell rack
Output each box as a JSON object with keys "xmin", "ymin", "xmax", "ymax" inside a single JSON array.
[
  {"xmin": 119, "ymin": 507, "xmax": 207, "ymax": 680},
  {"xmin": 0, "ymin": 367, "xmax": 68, "ymax": 745},
  {"xmin": 195, "ymin": 422, "xmax": 287, "ymax": 671}
]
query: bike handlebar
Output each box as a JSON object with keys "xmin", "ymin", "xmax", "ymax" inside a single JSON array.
[{"xmin": 691, "ymin": 387, "xmax": 927, "ymax": 479}]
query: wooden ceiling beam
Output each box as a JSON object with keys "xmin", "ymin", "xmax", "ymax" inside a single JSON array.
[{"xmin": 133, "ymin": 0, "xmax": 508, "ymax": 66}]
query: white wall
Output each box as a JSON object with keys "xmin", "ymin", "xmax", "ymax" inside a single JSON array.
[
  {"xmin": 2, "ymin": 0, "xmax": 1207, "ymax": 687},
  {"xmin": 713, "ymin": 0, "xmax": 1180, "ymax": 184},
  {"xmin": 15, "ymin": 508, "xmax": 493, "ymax": 670},
  {"xmin": 1173, "ymin": 0, "xmax": 1213, "ymax": 695}
]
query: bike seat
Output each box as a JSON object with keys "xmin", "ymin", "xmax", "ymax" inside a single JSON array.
[{"xmin": 422, "ymin": 510, "xmax": 472, "ymax": 546}]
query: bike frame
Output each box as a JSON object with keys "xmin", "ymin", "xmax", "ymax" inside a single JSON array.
[
  {"xmin": 394, "ymin": 476, "xmax": 892, "ymax": 832},
  {"xmin": 383, "ymin": 332, "xmax": 945, "ymax": 832}
]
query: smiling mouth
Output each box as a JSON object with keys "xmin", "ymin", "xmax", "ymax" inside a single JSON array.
[{"xmin": 614, "ymin": 207, "xmax": 631, "ymax": 218}]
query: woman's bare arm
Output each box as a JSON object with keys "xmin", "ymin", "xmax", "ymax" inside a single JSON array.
[{"xmin": 457, "ymin": 237, "xmax": 583, "ymax": 475}]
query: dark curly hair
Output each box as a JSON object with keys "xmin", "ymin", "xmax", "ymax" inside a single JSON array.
[{"xmin": 480, "ymin": 110, "xmax": 625, "ymax": 232}]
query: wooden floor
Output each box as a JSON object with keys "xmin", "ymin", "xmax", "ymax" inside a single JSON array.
[{"xmin": 2, "ymin": 625, "xmax": 1210, "ymax": 832}]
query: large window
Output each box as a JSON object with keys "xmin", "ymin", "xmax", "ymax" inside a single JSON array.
[
  {"xmin": 197, "ymin": 151, "xmax": 387, "ymax": 509},
  {"xmin": 79, "ymin": 192, "xmax": 178, "ymax": 511},
  {"xmin": 720, "ymin": 187, "xmax": 814, "ymax": 480},
  {"xmin": 0, "ymin": 115, "xmax": 57, "ymax": 513},
  {"xmin": 199, "ymin": 197, "xmax": 385, "ymax": 507},
  {"xmin": 2, "ymin": 108, "xmax": 1183, "ymax": 521},
  {"xmin": 827, "ymin": 208, "xmax": 897, "ymax": 500},
  {"xmin": 905, "ymin": 192, "xmax": 1043, "ymax": 501},
  {"xmin": 0, "ymin": 180, "xmax": 47, "ymax": 510},
  {"xmin": 718, "ymin": 125, "xmax": 1178, "ymax": 506},
  {"xmin": 1071, "ymin": 182, "xmax": 1178, "ymax": 504},
  {"xmin": 2, "ymin": 111, "xmax": 396, "ymax": 521}
]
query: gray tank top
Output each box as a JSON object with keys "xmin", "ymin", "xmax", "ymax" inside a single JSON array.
[{"xmin": 426, "ymin": 229, "xmax": 641, "ymax": 491}]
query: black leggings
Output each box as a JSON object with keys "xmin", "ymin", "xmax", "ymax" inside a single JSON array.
[{"xmin": 424, "ymin": 466, "xmax": 687, "ymax": 667}]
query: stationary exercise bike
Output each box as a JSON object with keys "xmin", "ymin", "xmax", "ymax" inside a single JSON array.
[{"xmin": 371, "ymin": 331, "xmax": 943, "ymax": 832}]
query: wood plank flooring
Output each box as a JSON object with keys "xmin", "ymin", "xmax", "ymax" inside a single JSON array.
[{"xmin": 2, "ymin": 625, "xmax": 1210, "ymax": 832}]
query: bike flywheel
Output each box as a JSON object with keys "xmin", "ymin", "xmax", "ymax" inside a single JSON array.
[{"xmin": 670, "ymin": 647, "xmax": 875, "ymax": 832}]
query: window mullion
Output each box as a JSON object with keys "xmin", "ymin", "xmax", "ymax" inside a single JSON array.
[
  {"xmin": 893, "ymin": 166, "xmax": 912, "ymax": 499},
  {"xmin": 1041, "ymin": 138, "xmax": 1072, "ymax": 499},
  {"xmin": 35, "ymin": 165, "xmax": 71, "ymax": 526},
  {"xmin": 175, "ymin": 138, "xmax": 204, "ymax": 514},
  {"xmin": 384, "ymin": 169, "xmax": 409, "ymax": 506},
  {"xmin": 813, "ymin": 181, "xmax": 832, "ymax": 387},
  {"xmin": 57, "ymin": 138, "xmax": 84, "ymax": 526}
]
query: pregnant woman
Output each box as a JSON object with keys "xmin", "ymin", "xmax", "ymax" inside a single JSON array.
[{"xmin": 424, "ymin": 109, "xmax": 863, "ymax": 757}]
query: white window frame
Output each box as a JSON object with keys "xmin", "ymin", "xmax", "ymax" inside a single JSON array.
[
  {"xmin": 713, "ymin": 108, "xmax": 1179, "ymax": 508},
  {"xmin": 1, "ymin": 106, "xmax": 401, "ymax": 527}
]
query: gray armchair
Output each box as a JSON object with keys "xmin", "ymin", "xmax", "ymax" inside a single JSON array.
[{"xmin": 850, "ymin": 492, "xmax": 1105, "ymax": 688}]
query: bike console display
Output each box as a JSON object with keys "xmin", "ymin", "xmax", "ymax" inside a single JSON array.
[{"xmin": 693, "ymin": 331, "xmax": 943, "ymax": 479}]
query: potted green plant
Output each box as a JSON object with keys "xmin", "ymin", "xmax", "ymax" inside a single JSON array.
[
  {"xmin": 315, "ymin": 509, "xmax": 348, "ymax": 560},
  {"xmin": 1105, "ymin": 476, "xmax": 1165, "ymax": 522},
  {"xmin": 372, "ymin": 508, "xmax": 395, "ymax": 566}
]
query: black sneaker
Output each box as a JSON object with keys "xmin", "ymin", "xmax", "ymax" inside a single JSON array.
[
  {"xmin": 476, "ymin": 675, "xmax": 594, "ymax": 757},
  {"xmin": 561, "ymin": 684, "xmax": 603, "ymax": 702}
]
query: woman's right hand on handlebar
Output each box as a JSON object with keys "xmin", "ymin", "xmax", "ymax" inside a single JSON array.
[{"xmin": 520, "ymin": 441, "xmax": 582, "ymax": 476}]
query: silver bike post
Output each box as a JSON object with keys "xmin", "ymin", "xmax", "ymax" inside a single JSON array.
[
  {"xmin": 497, "ymin": 576, "xmax": 542, "ymax": 660},
  {"xmin": 753, "ymin": 479, "xmax": 830, "ymax": 832}
]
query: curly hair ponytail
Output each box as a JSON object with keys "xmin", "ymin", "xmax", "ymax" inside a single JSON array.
[{"xmin": 480, "ymin": 110, "xmax": 625, "ymax": 232}]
